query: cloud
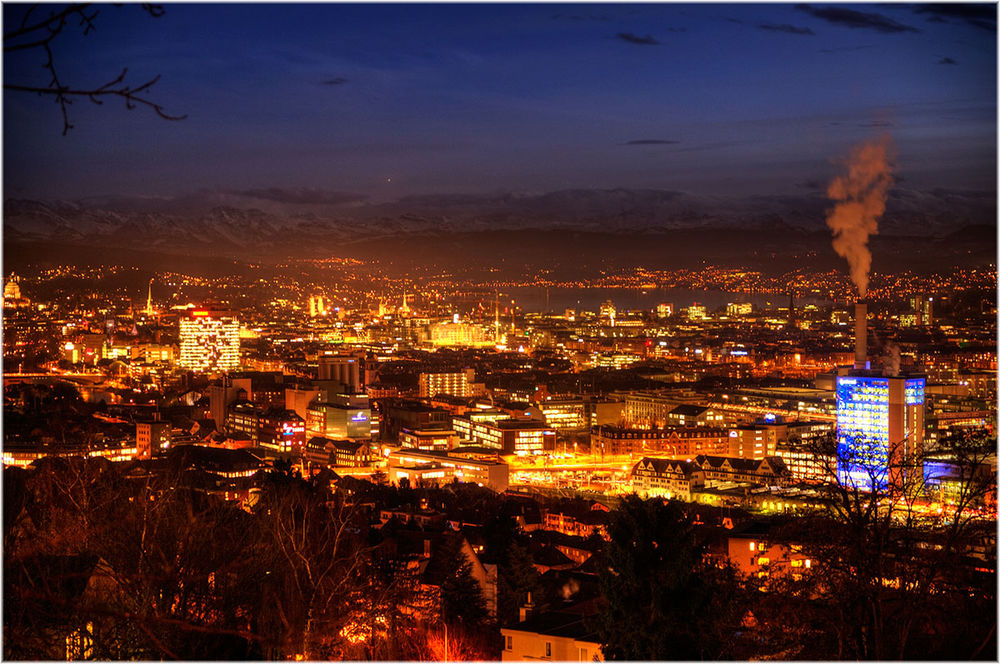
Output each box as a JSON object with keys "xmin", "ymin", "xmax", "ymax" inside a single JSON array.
[
  {"xmin": 858, "ymin": 120, "xmax": 894, "ymax": 127},
  {"xmin": 757, "ymin": 23, "xmax": 816, "ymax": 35},
  {"xmin": 796, "ymin": 4, "xmax": 919, "ymax": 33},
  {"xmin": 819, "ymin": 44, "xmax": 875, "ymax": 53},
  {"xmin": 624, "ymin": 139, "xmax": 681, "ymax": 145},
  {"xmin": 937, "ymin": 56, "xmax": 958, "ymax": 65},
  {"xmin": 616, "ymin": 32, "xmax": 660, "ymax": 45},
  {"xmin": 321, "ymin": 77, "xmax": 348, "ymax": 86},
  {"xmin": 233, "ymin": 188, "xmax": 367, "ymax": 205},
  {"xmin": 912, "ymin": 3, "xmax": 997, "ymax": 30}
]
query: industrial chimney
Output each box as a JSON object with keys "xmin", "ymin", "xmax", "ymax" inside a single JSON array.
[{"xmin": 854, "ymin": 301, "xmax": 868, "ymax": 370}]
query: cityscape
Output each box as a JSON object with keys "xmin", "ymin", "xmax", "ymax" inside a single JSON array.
[{"xmin": 3, "ymin": 2, "xmax": 997, "ymax": 662}]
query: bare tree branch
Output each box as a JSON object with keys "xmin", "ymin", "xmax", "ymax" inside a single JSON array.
[{"xmin": 4, "ymin": 3, "xmax": 184, "ymax": 135}]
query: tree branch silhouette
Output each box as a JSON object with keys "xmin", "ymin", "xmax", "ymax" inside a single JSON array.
[{"xmin": 3, "ymin": 3, "xmax": 186, "ymax": 135}]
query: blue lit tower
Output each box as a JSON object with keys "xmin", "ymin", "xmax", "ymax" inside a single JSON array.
[
  {"xmin": 836, "ymin": 374, "xmax": 925, "ymax": 491},
  {"xmin": 836, "ymin": 303, "xmax": 925, "ymax": 491}
]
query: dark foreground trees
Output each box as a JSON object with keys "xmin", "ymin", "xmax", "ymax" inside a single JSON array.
[
  {"xmin": 597, "ymin": 496, "xmax": 750, "ymax": 660},
  {"xmin": 4, "ymin": 460, "xmax": 404, "ymax": 660}
]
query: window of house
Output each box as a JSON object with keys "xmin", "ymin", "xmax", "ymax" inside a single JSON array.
[
  {"xmin": 579, "ymin": 647, "xmax": 588, "ymax": 661},
  {"xmin": 546, "ymin": 642, "xmax": 552, "ymax": 658},
  {"xmin": 506, "ymin": 635, "xmax": 513, "ymax": 650}
]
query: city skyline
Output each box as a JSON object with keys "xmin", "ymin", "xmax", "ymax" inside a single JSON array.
[{"xmin": 3, "ymin": 3, "xmax": 996, "ymax": 662}]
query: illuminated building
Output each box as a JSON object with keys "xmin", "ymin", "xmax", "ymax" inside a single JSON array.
[
  {"xmin": 305, "ymin": 436, "xmax": 371, "ymax": 467},
  {"xmin": 537, "ymin": 399, "xmax": 589, "ymax": 430},
  {"xmin": 2, "ymin": 439, "xmax": 139, "ymax": 467},
  {"xmin": 399, "ymin": 427, "xmax": 460, "ymax": 452},
  {"xmin": 694, "ymin": 455, "xmax": 791, "ymax": 487},
  {"xmin": 143, "ymin": 278, "xmax": 156, "ymax": 316},
  {"xmin": 591, "ymin": 352, "xmax": 641, "ymax": 370},
  {"xmin": 136, "ymin": 419, "xmax": 171, "ymax": 459},
  {"xmin": 3, "ymin": 274, "xmax": 30, "ymax": 309},
  {"xmin": 621, "ymin": 391, "xmax": 682, "ymax": 428},
  {"xmin": 386, "ymin": 448, "xmax": 509, "ymax": 491},
  {"xmin": 909, "ymin": 295, "xmax": 934, "ymax": 326},
  {"xmin": 452, "ymin": 409, "xmax": 511, "ymax": 441},
  {"xmin": 726, "ymin": 302, "xmax": 752, "ymax": 317},
  {"xmin": 418, "ymin": 369, "xmax": 476, "ymax": 398},
  {"xmin": 726, "ymin": 529, "xmax": 814, "ymax": 584},
  {"xmin": 451, "ymin": 416, "xmax": 554, "ymax": 455},
  {"xmin": 727, "ymin": 425, "xmax": 780, "ymax": 460},
  {"xmin": 595, "ymin": 426, "xmax": 660, "ymax": 456},
  {"xmin": 599, "ymin": 300, "xmax": 616, "ymax": 325},
  {"xmin": 428, "ymin": 321, "xmax": 492, "ymax": 347},
  {"xmin": 308, "ymin": 294, "xmax": 328, "ymax": 317},
  {"xmin": 835, "ymin": 373, "xmax": 925, "ymax": 491},
  {"xmin": 687, "ymin": 303, "xmax": 707, "ymax": 320},
  {"xmin": 178, "ymin": 308, "xmax": 240, "ymax": 373},
  {"xmin": 667, "ymin": 404, "xmax": 725, "ymax": 427},
  {"xmin": 774, "ymin": 421, "xmax": 837, "ymax": 483},
  {"xmin": 306, "ymin": 393, "xmax": 372, "ymax": 440},
  {"xmin": 228, "ymin": 402, "xmax": 306, "ymax": 453},
  {"xmin": 656, "ymin": 302, "xmax": 673, "ymax": 318},
  {"xmin": 3, "ymin": 276, "xmax": 21, "ymax": 300},
  {"xmin": 630, "ymin": 457, "xmax": 705, "ymax": 501}
]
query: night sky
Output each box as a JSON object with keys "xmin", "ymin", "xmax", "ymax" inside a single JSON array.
[{"xmin": 4, "ymin": 3, "xmax": 996, "ymax": 204}]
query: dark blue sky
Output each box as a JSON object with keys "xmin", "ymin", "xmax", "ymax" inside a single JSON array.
[{"xmin": 4, "ymin": 3, "xmax": 996, "ymax": 202}]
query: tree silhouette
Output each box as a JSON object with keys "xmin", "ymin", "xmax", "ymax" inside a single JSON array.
[
  {"xmin": 598, "ymin": 496, "xmax": 749, "ymax": 660},
  {"xmin": 4, "ymin": 3, "xmax": 186, "ymax": 135}
]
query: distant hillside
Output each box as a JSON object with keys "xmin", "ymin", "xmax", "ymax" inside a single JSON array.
[{"xmin": 3, "ymin": 188, "xmax": 995, "ymax": 276}]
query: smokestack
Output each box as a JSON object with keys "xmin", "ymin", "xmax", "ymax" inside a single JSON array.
[{"xmin": 854, "ymin": 301, "xmax": 868, "ymax": 370}]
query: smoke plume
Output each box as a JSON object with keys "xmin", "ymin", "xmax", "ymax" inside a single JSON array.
[
  {"xmin": 881, "ymin": 341, "xmax": 901, "ymax": 377},
  {"xmin": 825, "ymin": 134, "xmax": 893, "ymax": 298}
]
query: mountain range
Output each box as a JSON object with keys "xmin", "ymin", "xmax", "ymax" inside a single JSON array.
[{"xmin": 4, "ymin": 187, "xmax": 995, "ymax": 275}]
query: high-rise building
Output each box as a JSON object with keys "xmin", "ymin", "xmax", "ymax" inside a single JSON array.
[
  {"xmin": 908, "ymin": 295, "xmax": 934, "ymax": 326},
  {"xmin": 836, "ymin": 374, "xmax": 925, "ymax": 491},
  {"xmin": 418, "ymin": 369, "xmax": 476, "ymax": 398},
  {"xmin": 178, "ymin": 308, "xmax": 240, "ymax": 373},
  {"xmin": 308, "ymin": 295, "xmax": 328, "ymax": 317},
  {"xmin": 837, "ymin": 301, "xmax": 926, "ymax": 492}
]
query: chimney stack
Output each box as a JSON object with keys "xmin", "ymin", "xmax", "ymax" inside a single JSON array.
[
  {"xmin": 518, "ymin": 591, "xmax": 535, "ymax": 623},
  {"xmin": 854, "ymin": 301, "xmax": 868, "ymax": 370}
]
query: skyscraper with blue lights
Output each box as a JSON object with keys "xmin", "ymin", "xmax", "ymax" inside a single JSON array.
[{"xmin": 836, "ymin": 374, "xmax": 925, "ymax": 491}]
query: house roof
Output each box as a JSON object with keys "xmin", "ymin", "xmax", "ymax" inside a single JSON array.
[
  {"xmin": 632, "ymin": 457, "xmax": 700, "ymax": 477},
  {"xmin": 694, "ymin": 455, "xmax": 788, "ymax": 474},
  {"xmin": 669, "ymin": 404, "xmax": 711, "ymax": 417}
]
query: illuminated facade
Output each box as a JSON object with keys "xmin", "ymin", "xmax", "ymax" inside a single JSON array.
[
  {"xmin": 537, "ymin": 399, "xmax": 589, "ymax": 430},
  {"xmin": 306, "ymin": 395, "xmax": 372, "ymax": 440},
  {"xmin": 387, "ymin": 448, "xmax": 509, "ymax": 491},
  {"xmin": 178, "ymin": 309, "xmax": 240, "ymax": 373},
  {"xmin": 418, "ymin": 369, "xmax": 475, "ymax": 398},
  {"xmin": 836, "ymin": 374, "xmax": 925, "ymax": 491},
  {"xmin": 451, "ymin": 416, "xmax": 554, "ymax": 455},
  {"xmin": 308, "ymin": 294, "xmax": 328, "ymax": 317},
  {"xmin": 428, "ymin": 321, "xmax": 492, "ymax": 347}
]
